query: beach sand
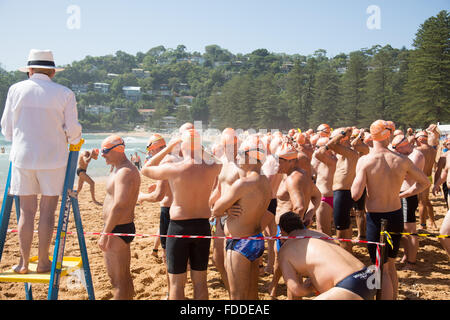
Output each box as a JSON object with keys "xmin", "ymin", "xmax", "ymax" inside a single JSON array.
[{"xmin": 0, "ymin": 176, "xmax": 449, "ymax": 300}]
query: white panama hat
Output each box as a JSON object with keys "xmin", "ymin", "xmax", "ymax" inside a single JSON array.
[{"xmin": 19, "ymin": 49, "xmax": 64, "ymax": 72}]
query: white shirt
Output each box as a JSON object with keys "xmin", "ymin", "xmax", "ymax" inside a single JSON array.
[{"xmin": 1, "ymin": 73, "xmax": 82, "ymax": 169}]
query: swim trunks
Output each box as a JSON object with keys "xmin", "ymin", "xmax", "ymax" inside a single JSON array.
[
  {"xmin": 366, "ymin": 209, "xmax": 403, "ymax": 264},
  {"xmin": 321, "ymin": 196, "xmax": 333, "ymax": 209},
  {"xmin": 353, "ymin": 188, "xmax": 366, "ymax": 211},
  {"xmin": 226, "ymin": 233, "xmax": 265, "ymax": 262},
  {"xmin": 401, "ymin": 195, "xmax": 418, "ymax": 223},
  {"xmin": 159, "ymin": 206, "xmax": 170, "ymax": 249},
  {"xmin": 76, "ymin": 168, "xmax": 86, "ymax": 176},
  {"xmin": 267, "ymin": 198, "xmax": 278, "ymax": 215},
  {"xmin": 166, "ymin": 219, "xmax": 211, "ymax": 274},
  {"xmin": 335, "ymin": 267, "xmax": 376, "ymax": 300},
  {"xmin": 333, "ymin": 190, "xmax": 353, "ymax": 230},
  {"xmin": 111, "ymin": 222, "xmax": 136, "ymax": 244}
]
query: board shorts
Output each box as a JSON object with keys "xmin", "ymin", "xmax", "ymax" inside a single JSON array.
[
  {"xmin": 401, "ymin": 195, "xmax": 418, "ymax": 223},
  {"xmin": 335, "ymin": 267, "xmax": 376, "ymax": 300},
  {"xmin": 226, "ymin": 233, "xmax": 265, "ymax": 262},
  {"xmin": 333, "ymin": 190, "xmax": 353, "ymax": 230},
  {"xmin": 366, "ymin": 209, "xmax": 404, "ymax": 264},
  {"xmin": 10, "ymin": 165, "xmax": 66, "ymax": 196},
  {"xmin": 166, "ymin": 218, "xmax": 211, "ymax": 274},
  {"xmin": 111, "ymin": 222, "xmax": 136, "ymax": 244},
  {"xmin": 159, "ymin": 206, "xmax": 170, "ymax": 249}
]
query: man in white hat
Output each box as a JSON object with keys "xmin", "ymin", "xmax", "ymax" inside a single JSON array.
[{"xmin": 1, "ymin": 49, "xmax": 82, "ymax": 274}]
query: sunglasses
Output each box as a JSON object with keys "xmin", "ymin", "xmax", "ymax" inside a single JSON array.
[{"xmin": 101, "ymin": 143, "xmax": 124, "ymax": 155}]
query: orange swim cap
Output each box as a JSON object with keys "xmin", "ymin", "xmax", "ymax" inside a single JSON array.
[
  {"xmin": 181, "ymin": 129, "xmax": 202, "ymax": 151},
  {"xmin": 386, "ymin": 121, "xmax": 396, "ymax": 133},
  {"xmin": 221, "ymin": 128, "xmax": 239, "ymax": 146},
  {"xmin": 316, "ymin": 137, "xmax": 329, "ymax": 148},
  {"xmin": 147, "ymin": 133, "xmax": 166, "ymax": 151},
  {"xmin": 179, "ymin": 122, "xmax": 194, "ymax": 133},
  {"xmin": 310, "ymin": 133, "xmax": 321, "ymax": 145},
  {"xmin": 363, "ymin": 133, "xmax": 373, "ymax": 145},
  {"xmin": 275, "ymin": 142, "xmax": 298, "ymax": 160},
  {"xmin": 288, "ymin": 129, "xmax": 296, "ymax": 137},
  {"xmin": 240, "ymin": 135, "xmax": 266, "ymax": 162},
  {"xmin": 101, "ymin": 135, "xmax": 125, "ymax": 154},
  {"xmin": 296, "ymin": 132, "xmax": 306, "ymax": 145},
  {"xmin": 317, "ymin": 124, "xmax": 331, "ymax": 137},
  {"xmin": 391, "ymin": 134, "xmax": 409, "ymax": 149},
  {"xmin": 415, "ymin": 131, "xmax": 428, "ymax": 144},
  {"xmin": 370, "ymin": 120, "xmax": 391, "ymax": 142}
]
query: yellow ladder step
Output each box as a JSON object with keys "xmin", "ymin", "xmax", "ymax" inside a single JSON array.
[{"xmin": 0, "ymin": 256, "xmax": 82, "ymax": 284}]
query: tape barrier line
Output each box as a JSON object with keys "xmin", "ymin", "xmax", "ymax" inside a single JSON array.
[
  {"xmin": 386, "ymin": 231, "xmax": 450, "ymax": 239},
  {"xmin": 6, "ymin": 228, "xmax": 385, "ymax": 246}
]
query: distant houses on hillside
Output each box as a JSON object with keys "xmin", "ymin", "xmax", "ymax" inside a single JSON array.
[{"xmin": 122, "ymin": 86, "xmax": 141, "ymax": 101}]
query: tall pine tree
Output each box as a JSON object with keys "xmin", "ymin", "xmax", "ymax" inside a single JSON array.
[{"xmin": 403, "ymin": 10, "xmax": 450, "ymax": 126}]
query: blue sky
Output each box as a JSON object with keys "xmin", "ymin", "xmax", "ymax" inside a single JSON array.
[{"xmin": 0, "ymin": 0, "xmax": 448, "ymax": 71}]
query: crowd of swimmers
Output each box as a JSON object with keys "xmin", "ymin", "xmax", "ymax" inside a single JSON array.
[{"xmin": 87, "ymin": 120, "xmax": 450, "ymax": 300}]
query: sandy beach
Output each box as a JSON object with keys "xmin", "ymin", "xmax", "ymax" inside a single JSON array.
[{"xmin": 0, "ymin": 175, "xmax": 449, "ymax": 300}]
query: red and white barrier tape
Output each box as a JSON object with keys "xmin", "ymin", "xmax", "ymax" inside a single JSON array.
[{"xmin": 5, "ymin": 228, "xmax": 385, "ymax": 246}]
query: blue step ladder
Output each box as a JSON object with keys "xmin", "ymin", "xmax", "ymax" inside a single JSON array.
[{"xmin": 0, "ymin": 139, "xmax": 95, "ymax": 300}]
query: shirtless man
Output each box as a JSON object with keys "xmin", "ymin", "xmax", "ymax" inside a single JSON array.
[
  {"xmin": 326, "ymin": 127, "xmax": 360, "ymax": 253},
  {"xmin": 212, "ymin": 135, "xmax": 271, "ymax": 300},
  {"xmin": 432, "ymin": 143, "xmax": 450, "ymax": 258},
  {"xmin": 415, "ymin": 130, "xmax": 438, "ymax": 230},
  {"xmin": 208, "ymin": 128, "xmax": 242, "ymax": 293},
  {"xmin": 137, "ymin": 133, "xmax": 178, "ymax": 297},
  {"xmin": 351, "ymin": 120, "xmax": 430, "ymax": 300},
  {"xmin": 278, "ymin": 211, "xmax": 377, "ymax": 300},
  {"xmin": 270, "ymin": 142, "xmax": 321, "ymax": 299},
  {"xmin": 350, "ymin": 129, "xmax": 370, "ymax": 240},
  {"xmin": 141, "ymin": 129, "xmax": 221, "ymax": 300},
  {"xmin": 98, "ymin": 135, "xmax": 141, "ymax": 300},
  {"xmin": 76, "ymin": 148, "xmax": 101, "ymax": 205},
  {"xmin": 391, "ymin": 134, "xmax": 425, "ymax": 269},
  {"xmin": 313, "ymin": 137, "xmax": 337, "ymax": 236}
]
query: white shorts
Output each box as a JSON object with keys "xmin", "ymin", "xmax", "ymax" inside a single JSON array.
[{"xmin": 10, "ymin": 165, "xmax": 66, "ymax": 196}]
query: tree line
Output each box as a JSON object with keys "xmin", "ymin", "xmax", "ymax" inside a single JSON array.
[{"xmin": 0, "ymin": 10, "xmax": 448, "ymax": 132}]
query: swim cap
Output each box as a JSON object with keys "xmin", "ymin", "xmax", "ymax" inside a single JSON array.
[
  {"xmin": 101, "ymin": 135, "xmax": 125, "ymax": 154},
  {"xmin": 296, "ymin": 132, "xmax": 306, "ymax": 145},
  {"xmin": 288, "ymin": 129, "xmax": 296, "ymax": 137},
  {"xmin": 386, "ymin": 121, "xmax": 396, "ymax": 133},
  {"xmin": 317, "ymin": 124, "xmax": 331, "ymax": 137},
  {"xmin": 363, "ymin": 133, "xmax": 373, "ymax": 145},
  {"xmin": 221, "ymin": 128, "xmax": 239, "ymax": 146},
  {"xmin": 275, "ymin": 142, "xmax": 298, "ymax": 160},
  {"xmin": 391, "ymin": 135, "xmax": 409, "ymax": 149},
  {"xmin": 370, "ymin": 120, "xmax": 391, "ymax": 142},
  {"xmin": 181, "ymin": 129, "xmax": 202, "ymax": 151},
  {"xmin": 316, "ymin": 137, "xmax": 329, "ymax": 148},
  {"xmin": 179, "ymin": 122, "xmax": 194, "ymax": 134},
  {"xmin": 330, "ymin": 128, "xmax": 349, "ymax": 142},
  {"xmin": 415, "ymin": 131, "xmax": 428, "ymax": 143},
  {"xmin": 310, "ymin": 133, "xmax": 321, "ymax": 145},
  {"xmin": 147, "ymin": 133, "xmax": 166, "ymax": 151},
  {"xmin": 393, "ymin": 129, "xmax": 403, "ymax": 137},
  {"xmin": 240, "ymin": 135, "xmax": 266, "ymax": 162},
  {"xmin": 351, "ymin": 128, "xmax": 361, "ymax": 138}
]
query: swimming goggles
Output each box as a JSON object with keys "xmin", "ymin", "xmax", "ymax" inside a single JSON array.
[{"xmin": 101, "ymin": 143, "xmax": 124, "ymax": 155}]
